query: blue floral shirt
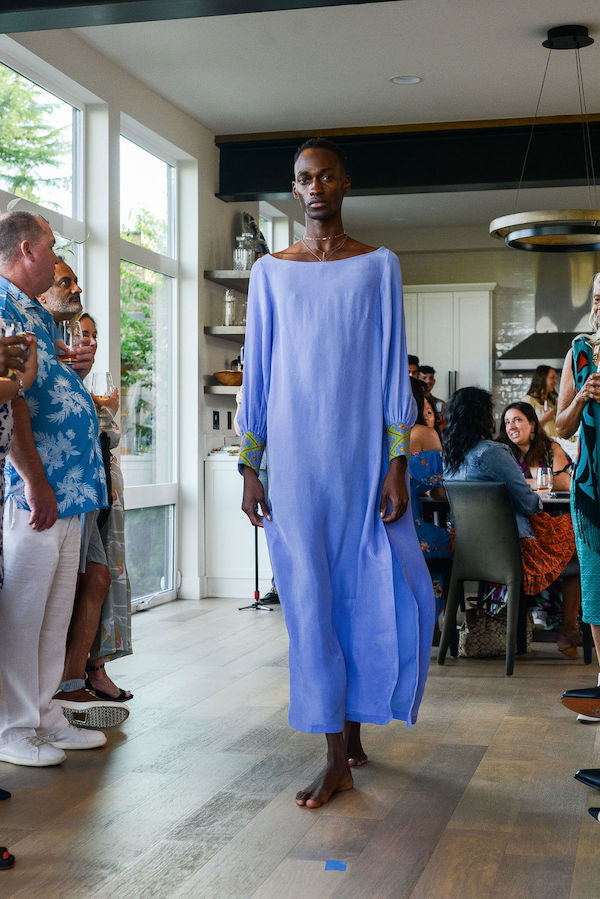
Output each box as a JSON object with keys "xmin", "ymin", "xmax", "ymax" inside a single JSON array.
[{"xmin": 0, "ymin": 276, "xmax": 107, "ymax": 518}]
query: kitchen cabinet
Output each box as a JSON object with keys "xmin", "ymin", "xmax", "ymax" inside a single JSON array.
[
  {"xmin": 204, "ymin": 454, "xmax": 273, "ymax": 597},
  {"xmin": 403, "ymin": 283, "xmax": 495, "ymax": 400}
]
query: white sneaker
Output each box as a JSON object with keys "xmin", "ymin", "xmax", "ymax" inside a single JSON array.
[
  {"xmin": 0, "ymin": 735, "xmax": 66, "ymax": 767},
  {"xmin": 578, "ymin": 673, "xmax": 600, "ymax": 723},
  {"xmin": 41, "ymin": 723, "xmax": 107, "ymax": 750}
]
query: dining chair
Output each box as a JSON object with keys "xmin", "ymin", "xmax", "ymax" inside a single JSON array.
[
  {"xmin": 437, "ymin": 480, "xmax": 593, "ymax": 674},
  {"xmin": 437, "ymin": 480, "xmax": 528, "ymax": 676}
]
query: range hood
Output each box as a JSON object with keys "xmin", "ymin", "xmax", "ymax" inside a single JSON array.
[{"xmin": 496, "ymin": 331, "xmax": 584, "ymax": 371}]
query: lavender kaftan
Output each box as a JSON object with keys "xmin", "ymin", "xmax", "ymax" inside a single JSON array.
[{"xmin": 239, "ymin": 248, "xmax": 434, "ymax": 734}]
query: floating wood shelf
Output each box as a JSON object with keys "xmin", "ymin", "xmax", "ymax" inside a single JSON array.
[
  {"xmin": 204, "ymin": 385, "xmax": 239, "ymax": 395},
  {"xmin": 204, "ymin": 270, "xmax": 251, "ymax": 292},
  {"xmin": 204, "ymin": 326, "xmax": 246, "ymax": 342}
]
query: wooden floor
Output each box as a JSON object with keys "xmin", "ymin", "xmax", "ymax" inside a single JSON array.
[{"xmin": 2, "ymin": 598, "xmax": 600, "ymax": 898}]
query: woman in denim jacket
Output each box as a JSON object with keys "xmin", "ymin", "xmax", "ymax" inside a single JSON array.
[{"xmin": 443, "ymin": 387, "xmax": 581, "ymax": 657}]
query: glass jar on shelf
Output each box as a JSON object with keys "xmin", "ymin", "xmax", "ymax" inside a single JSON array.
[
  {"xmin": 223, "ymin": 289, "xmax": 236, "ymax": 326},
  {"xmin": 233, "ymin": 233, "xmax": 255, "ymax": 271}
]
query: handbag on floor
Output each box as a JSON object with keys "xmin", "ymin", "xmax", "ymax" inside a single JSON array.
[{"xmin": 458, "ymin": 603, "xmax": 533, "ymax": 658}]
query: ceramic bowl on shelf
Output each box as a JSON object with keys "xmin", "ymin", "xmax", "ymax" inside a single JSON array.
[{"xmin": 213, "ymin": 370, "xmax": 243, "ymax": 386}]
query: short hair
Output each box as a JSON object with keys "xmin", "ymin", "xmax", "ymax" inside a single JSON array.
[
  {"xmin": 408, "ymin": 354, "xmax": 420, "ymax": 368},
  {"xmin": 0, "ymin": 211, "xmax": 44, "ymax": 266},
  {"xmin": 293, "ymin": 137, "xmax": 347, "ymax": 173},
  {"xmin": 419, "ymin": 364, "xmax": 435, "ymax": 375}
]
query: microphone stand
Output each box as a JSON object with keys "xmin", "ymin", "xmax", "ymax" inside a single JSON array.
[{"xmin": 239, "ymin": 526, "xmax": 272, "ymax": 612}]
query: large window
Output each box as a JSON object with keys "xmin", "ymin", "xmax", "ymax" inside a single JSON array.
[
  {"xmin": 120, "ymin": 262, "xmax": 173, "ymax": 486},
  {"xmin": 0, "ymin": 62, "xmax": 78, "ymax": 217},
  {"xmin": 124, "ymin": 505, "xmax": 175, "ymax": 600},
  {"xmin": 120, "ymin": 133, "xmax": 178, "ymax": 607},
  {"xmin": 120, "ymin": 136, "xmax": 173, "ymax": 256}
]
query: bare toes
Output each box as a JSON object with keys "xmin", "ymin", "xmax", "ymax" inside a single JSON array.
[{"xmin": 305, "ymin": 797, "xmax": 322, "ymax": 808}]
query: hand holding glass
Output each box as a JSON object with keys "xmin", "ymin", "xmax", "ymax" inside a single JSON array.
[{"xmin": 60, "ymin": 322, "xmax": 82, "ymax": 365}]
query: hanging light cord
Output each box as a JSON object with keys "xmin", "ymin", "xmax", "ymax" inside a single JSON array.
[
  {"xmin": 575, "ymin": 46, "xmax": 597, "ymax": 209},
  {"xmin": 514, "ymin": 48, "xmax": 552, "ymax": 211}
]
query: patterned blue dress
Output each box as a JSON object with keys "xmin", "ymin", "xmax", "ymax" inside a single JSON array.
[
  {"xmin": 409, "ymin": 450, "xmax": 452, "ymax": 559},
  {"xmin": 239, "ymin": 249, "xmax": 435, "ymax": 734}
]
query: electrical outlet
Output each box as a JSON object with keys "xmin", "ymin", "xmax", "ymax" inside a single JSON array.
[
  {"xmin": 227, "ymin": 410, "xmax": 232, "ymax": 430},
  {"xmin": 212, "ymin": 410, "xmax": 220, "ymax": 430}
]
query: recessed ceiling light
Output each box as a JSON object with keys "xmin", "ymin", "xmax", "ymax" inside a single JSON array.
[{"xmin": 389, "ymin": 75, "xmax": 423, "ymax": 85}]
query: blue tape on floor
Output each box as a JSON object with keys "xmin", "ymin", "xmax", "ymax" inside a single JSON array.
[{"xmin": 324, "ymin": 860, "xmax": 346, "ymax": 872}]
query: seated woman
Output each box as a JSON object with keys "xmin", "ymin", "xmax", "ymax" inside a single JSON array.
[
  {"xmin": 443, "ymin": 387, "xmax": 581, "ymax": 657},
  {"xmin": 524, "ymin": 364, "xmax": 558, "ymax": 438},
  {"xmin": 498, "ymin": 401, "xmax": 572, "ymax": 491},
  {"xmin": 409, "ymin": 379, "xmax": 452, "ymax": 615},
  {"xmin": 422, "ymin": 390, "xmax": 441, "ymax": 435}
]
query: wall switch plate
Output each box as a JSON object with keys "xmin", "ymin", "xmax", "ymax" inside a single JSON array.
[
  {"xmin": 213, "ymin": 410, "xmax": 220, "ymax": 430},
  {"xmin": 227, "ymin": 410, "xmax": 232, "ymax": 430}
]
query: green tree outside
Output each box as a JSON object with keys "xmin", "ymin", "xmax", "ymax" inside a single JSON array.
[
  {"xmin": 120, "ymin": 210, "xmax": 168, "ymax": 455},
  {"xmin": 0, "ymin": 62, "xmax": 70, "ymax": 208}
]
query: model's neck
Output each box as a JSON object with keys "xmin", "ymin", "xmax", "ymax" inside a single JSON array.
[{"xmin": 303, "ymin": 216, "xmax": 345, "ymax": 240}]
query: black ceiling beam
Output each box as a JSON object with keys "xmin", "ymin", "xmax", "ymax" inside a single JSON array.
[
  {"xmin": 0, "ymin": 0, "xmax": 384, "ymax": 32},
  {"xmin": 216, "ymin": 122, "xmax": 600, "ymax": 201}
]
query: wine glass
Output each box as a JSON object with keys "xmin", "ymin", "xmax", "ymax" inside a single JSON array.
[
  {"xmin": 536, "ymin": 466, "xmax": 553, "ymax": 494},
  {"xmin": 60, "ymin": 320, "xmax": 82, "ymax": 365},
  {"xmin": 91, "ymin": 372, "xmax": 115, "ymax": 406}
]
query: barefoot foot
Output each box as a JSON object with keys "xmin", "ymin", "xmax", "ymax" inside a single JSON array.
[
  {"xmin": 296, "ymin": 764, "xmax": 354, "ymax": 808},
  {"xmin": 344, "ymin": 720, "xmax": 368, "ymax": 767}
]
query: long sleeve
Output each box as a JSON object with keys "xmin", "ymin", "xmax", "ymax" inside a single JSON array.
[
  {"xmin": 238, "ymin": 259, "xmax": 272, "ymax": 474},
  {"xmin": 480, "ymin": 443, "xmax": 542, "ymax": 517},
  {"xmin": 380, "ymin": 251, "xmax": 416, "ymax": 461}
]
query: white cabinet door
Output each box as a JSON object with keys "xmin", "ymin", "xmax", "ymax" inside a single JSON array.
[
  {"xmin": 403, "ymin": 283, "xmax": 493, "ymax": 397},
  {"xmin": 454, "ymin": 291, "xmax": 491, "ymax": 392},
  {"xmin": 418, "ymin": 292, "xmax": 454, "ymax": 401},
  {"xmin": 204, "ymin": 457, "xmax": 273, "ymax": 597},
  {"xmin": 403, "ymin": 291, "xmax": 418, "ymax": 359}
]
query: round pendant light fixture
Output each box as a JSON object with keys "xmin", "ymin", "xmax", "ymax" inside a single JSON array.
[{"xmin": 490, "ymin": 25, "xmax": 600, "ymax": 252}]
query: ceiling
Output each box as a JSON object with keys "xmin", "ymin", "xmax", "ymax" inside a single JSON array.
[{"xmin": 72, "ymin": 0, "xmax": 600, "ymax": 234}]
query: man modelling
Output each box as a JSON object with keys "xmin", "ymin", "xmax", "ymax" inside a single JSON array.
[{"xmin": 239, "ymin": 138, "xmax": 434, "ymax": 808}]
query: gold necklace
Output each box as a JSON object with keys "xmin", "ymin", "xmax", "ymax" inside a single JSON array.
[
  {"xmin": 301, "ymin": 234, "xmax": 348, "ymax": 262},
  {"xmin": 303, "ymin": 231, "xmax": 346, "ymax": 241}
]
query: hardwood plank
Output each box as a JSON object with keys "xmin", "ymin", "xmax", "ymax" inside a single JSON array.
[{"xmin": 0, "ymin": 597, "xmax": 597, "ymax": 898}]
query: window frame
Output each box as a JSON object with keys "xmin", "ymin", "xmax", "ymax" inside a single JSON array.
[{"xmin": 118, "ymin": 123, "xmax": 180, "ymax": 609}]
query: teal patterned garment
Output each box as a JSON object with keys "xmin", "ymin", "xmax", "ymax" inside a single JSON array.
[
  {"xmin": 571, "ymin": 336, "xmax": 600, "ymax": 552},
  {"xmin": 571, "ymin": 335, "xmax": 600, "ymax": 624}
]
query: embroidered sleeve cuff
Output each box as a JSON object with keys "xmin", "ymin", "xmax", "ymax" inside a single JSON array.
[
  {"xmin": 238, "ymin": 431, "xmax": 266, "ymax": 474},
  {"xmin": 386, "ymin": 422, "xmax": 411, "ymax": 461}
]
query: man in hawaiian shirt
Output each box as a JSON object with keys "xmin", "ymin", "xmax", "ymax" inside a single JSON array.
[
  {"xmin": 38, "ymin": 259, "xmax": 130, "ymax": 728},
  {"xmin": 0, "ymin": 212, "xmax": 108, "ymax": 766}
]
